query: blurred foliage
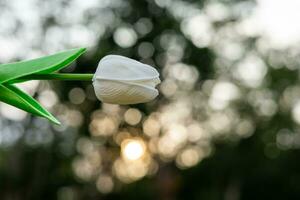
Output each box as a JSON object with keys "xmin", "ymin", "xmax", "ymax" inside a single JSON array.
[{"xmin": 1, "ymin": 0, "xmax": 300, "ymax": 200}]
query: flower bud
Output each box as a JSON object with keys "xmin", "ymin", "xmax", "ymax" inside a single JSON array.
[{"xmin": 93, "ymin": 55, "xmax": 160, "ymax": 105}]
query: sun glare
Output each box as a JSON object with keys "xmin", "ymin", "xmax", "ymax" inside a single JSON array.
[{"xmin": 121, "ymin": 139, "xmax": 146, "ymax": 161}]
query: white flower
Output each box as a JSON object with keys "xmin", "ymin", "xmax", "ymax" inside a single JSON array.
[{"xmin": 93, "ymin": 55, "xmax": 160, "ymax": 105}]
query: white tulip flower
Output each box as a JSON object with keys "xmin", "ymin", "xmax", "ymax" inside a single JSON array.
[{"xmin": 93, "ymin": 55, "xmax": 161, "ymax": 105}]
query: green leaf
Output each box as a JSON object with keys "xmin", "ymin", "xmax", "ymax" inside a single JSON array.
[
  {"xmin": 0, "ymin": 84, "xmax": 60, "ymax": 124},
  {"xmin": 0, "ymin": 48, "xmax": 86, "ymax": 84}
]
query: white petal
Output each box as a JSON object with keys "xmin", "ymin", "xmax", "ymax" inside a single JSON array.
[
  {"xmin": 94, "ymin": 55, "xmax": 159, "ymax": 81},
  {"xmin": 93, "ymin": 79, "xmax": 159, "ymax": 105}
]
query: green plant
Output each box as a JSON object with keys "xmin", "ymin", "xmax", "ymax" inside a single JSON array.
[{"xmin": 0, "ymin": 48, "xmax": 89, "ymax": 124}]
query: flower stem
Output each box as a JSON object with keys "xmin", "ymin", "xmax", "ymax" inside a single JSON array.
[{"xmin": 14, "ymin": 73, "xmax": 94, "ymax": 83}]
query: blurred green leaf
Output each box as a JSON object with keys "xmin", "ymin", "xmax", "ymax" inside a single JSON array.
[
  {"xmin": 0, "ymin": 48, "xmax": 86, "ymax": 84},
  {"xmin": 0, "ymin": 84, "xmax": 60, "ymax": 124}
]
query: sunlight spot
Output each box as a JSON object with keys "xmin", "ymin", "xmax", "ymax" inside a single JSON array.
[{"xmin": 122, "ymin": 139, "xmax": 146, "ymax": 161}]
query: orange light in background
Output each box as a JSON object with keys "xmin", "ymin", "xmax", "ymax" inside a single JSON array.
[
  {"xmin": 96, "ymin": 174, "xmax": 114, "ymax": 193},
  {"xmin": 89, "ymin": 116, "xmax": 118, "ymax": 137},
  {"xmin": 124, "ymin": 108, "xmax": 142, "ymax": 126},
  {"xmin": 143, "ymin": 117, "xmax": 161, "ymax": 137},
  {"xmin": 187, "ymin": 123, "xmax": 208, "ymax": 142},
  {"xmin": 114, "ymin": 131, "xmax": 131, "ymax": 145},
  {"xmin": 121, "ymin": 138, "xmax": 146, "ymax": 161},
  {"xmin": 176, "ymin": 147, "xmax": 203, "ymax": 169},
  {"xmin": 113, "ymin": 157, "xmax": 150, "ymax": 183}
]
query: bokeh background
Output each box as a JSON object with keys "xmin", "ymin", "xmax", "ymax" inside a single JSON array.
[{"xmin": 1, "ymin": 0, "xmax": 300, "ymax": 199}]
